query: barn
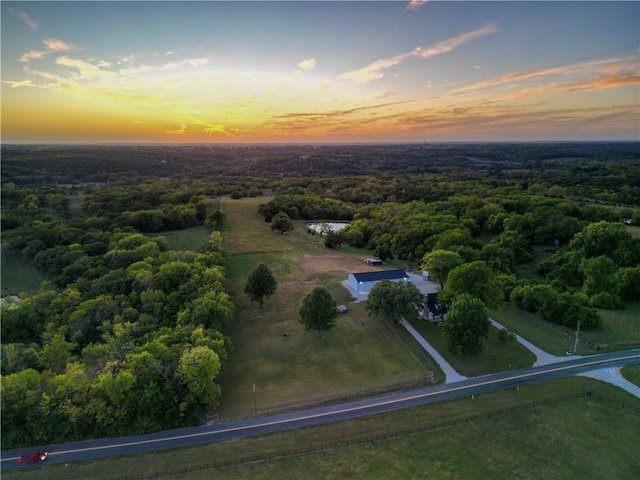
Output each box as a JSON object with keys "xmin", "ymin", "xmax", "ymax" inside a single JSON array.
[{"xmin": 347, "ymin": 269, "xmax": 409, "ymax": 294}]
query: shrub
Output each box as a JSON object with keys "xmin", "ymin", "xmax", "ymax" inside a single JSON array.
[{"xmin": 589, "ymin": 292, "xmax": 623, "ymax": 310}]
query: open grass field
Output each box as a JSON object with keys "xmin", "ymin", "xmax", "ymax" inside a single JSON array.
[
  {"xmin": 589, "ymin": 302, "xmax": 640, "ymax": 351},
  {"xmin": 408, "ymin": 316, "xmax": 537, "ymax": 376},
  {"xmin": 7, "ymin": 377, "xmax": 639, "ymax": 480},
  {"xmin": 625, "ymin": 225, "xmax": 640, "ymax": 238},
  {"xmin": 0, "ymin": 253, "xmax": 48, "ymax": 296},
  {"xmin": 489, "ymin": 306, "xmax": 578, "ymax": 356},
  {"xmin": 216, "ymin": 197, "xmax": 442, "ymax": 419},
  {"xmin": 151, "ymin": 226, "xmax": 211, "ymax": 251},
  {"xmin": 490, "ymin": 303, "xmax": 640, "ymax": 356}
]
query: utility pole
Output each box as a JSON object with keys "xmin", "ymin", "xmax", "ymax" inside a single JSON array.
[
  {"xmin": 253, "ymin": 383, "xmax": 257, "ymax": 415},
  {"xmin": 573, "ymin": 320, "xmax": 581, "ymax": 354}
]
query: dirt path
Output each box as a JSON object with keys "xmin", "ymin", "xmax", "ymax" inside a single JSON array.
[{"xmin": 298, "ymin": 254, "xmax": 379, "ymax": 277}]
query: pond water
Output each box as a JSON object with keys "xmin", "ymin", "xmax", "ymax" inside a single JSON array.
[{"xmin": 306, "ymin": 222, "xmax": 350, "ymax": 234}]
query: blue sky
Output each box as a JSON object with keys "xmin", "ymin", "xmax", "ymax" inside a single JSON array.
[{"xmin": 2, "ymin": 1, "xmax": 639, "ymax": 143}]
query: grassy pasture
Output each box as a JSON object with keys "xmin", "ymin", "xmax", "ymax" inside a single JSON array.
[
  {"xmin": 625, "ymin": 225, "xmax": 640, "ymax": 238},
  {"xmin": 8, "ymin": 377, "xmax": 639, "ymax": 480},
  {"xmin": 151, "ymin": 226, "xmax": 211, "ymax": 251},
  {"xmin": 0, "ymin": 253, "xmax": 48, "ymax": 296},
  {"xmin": 216, "ymin": 197, "xmax": 441, "ymax": 419},
  {"xmin": 588, "ymin": 302, "xmax": 640, "ymax": 351}
]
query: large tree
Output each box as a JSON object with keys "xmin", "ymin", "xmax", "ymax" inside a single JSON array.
[
  {"xmin": 443, "ymin": 260, "xmax": 503, "ymax": 309},
  {"xmin": 177, "ymin": 346, "xmax": 222, "ymax": 409},
  {"xmin": 420, "ymin": 249, "xmax": 464, "ymax": 288},
  {"xmin": 441, "ymin": 293, "xmax": 490, "ymax": 355},
  {"xmin": 244, "ymin": 263, "xmax": 278, "ymax": 308},
  {"xmin": 366, "ymin": 280, "xmax": 423, "ymax": 324},
  {"xmin": 298, "ymin": 286, "xmax": 338, "ymax": 336},
  {"xmin": 271, "ymin": 212, "xmax": 294, "ymax": 233}
]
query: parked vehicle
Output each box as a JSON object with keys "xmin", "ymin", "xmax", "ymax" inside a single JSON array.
[{"xmin": 364, "ymin": 258, "xmax": 383, "ymax": 266}]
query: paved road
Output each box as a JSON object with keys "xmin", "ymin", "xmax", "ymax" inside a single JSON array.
[
  {"xmin": 2, "ymin": 349, "xmax": 638, "ymax": 471},
  {"xmin": 400, "ymin": 315, "xmax": 639, "ymax": 399}
]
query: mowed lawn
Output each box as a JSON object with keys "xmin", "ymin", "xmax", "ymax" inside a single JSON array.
[
  {"xmin": 216, "ymin": 197, "xmax": 442, "ymax": 418},
  {"xmin": 408, "ymin": 316, "xmax": 537, "ymax": 377},
  {"xmin": 490, "ymin": 303, "xmax": 640, "ymax": 355}
]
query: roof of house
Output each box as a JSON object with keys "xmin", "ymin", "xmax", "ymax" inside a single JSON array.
[
  {"xmin": 350, "ymin": 269, "xmax": 409, "ymax": 283},
  {"xmin": 426, "ymin": 292, "xmax": 447, "ymax": 316}
]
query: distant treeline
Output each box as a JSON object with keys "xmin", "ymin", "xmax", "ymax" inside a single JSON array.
[{"xmin": 2, "ymin": 142, "xmax": 639, "ymax": 205}]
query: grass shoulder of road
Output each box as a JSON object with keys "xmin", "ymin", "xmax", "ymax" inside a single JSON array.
[
  {"xmin": 622, "ymin": 364, "xmax": 640, "ymax": 387},
  {"xmin": 215, "ymin": 198, "xmax": 442, "ymax": 419},
  {"xmin": 8, "ymin": 377, "xmax": 639, "ymax": 480}
]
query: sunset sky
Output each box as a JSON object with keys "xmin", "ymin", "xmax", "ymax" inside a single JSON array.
[{"xmin": 1, "ymin": 1, "xmax": 639, "ymax": 144}]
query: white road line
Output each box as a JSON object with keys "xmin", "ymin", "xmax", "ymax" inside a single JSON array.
[{"xmin": 4, "ymin": 352, "xmax": 638, "ymax": 462}]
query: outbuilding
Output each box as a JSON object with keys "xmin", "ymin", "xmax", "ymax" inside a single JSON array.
[
  {"xmin": 347, "ymin": 269, "xmax": 409, "ymax": 294},
  {"xmin": 424, "ymin": 292, "xmax": 447, "ymax": 322}
]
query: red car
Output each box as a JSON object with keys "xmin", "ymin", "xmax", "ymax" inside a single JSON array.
[{"xmin": 17, "ymin": 451, "xmax": 47, "ymax": 464}]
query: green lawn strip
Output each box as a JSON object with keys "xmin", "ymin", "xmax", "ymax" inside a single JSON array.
[
  {"xmin": 14, "ymin": 377, "xmax": 639, "ymax": 480},
  {"xmin": 408, "ymin": 316, "xmax": 536, "ymax": 376},
  {"xmin": 621, "ymin": 364, "xmax": 640, "ymax": 387},
  {"xmin": 0, "ymin": 254, "xmax": 49, "ymax": 296},
  {"xmin": 587, "ymin": 302, "xmax": 640, "ymax": 351},
  {"xmin": 489, "ymin": 305, "xmax": 576, "ymax": 356}
]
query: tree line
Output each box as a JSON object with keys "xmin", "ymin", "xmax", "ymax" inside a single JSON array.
[
  {"xmin": 1, "ymin": 185, "xmax": 233, "ymax": 448},
  {"xmin": 2, "ymin": 142, "xmax": 638, "ymax": 447}
]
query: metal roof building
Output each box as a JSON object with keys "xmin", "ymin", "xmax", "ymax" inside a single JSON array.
[{"xmin": 347, "ymin": 269, "xmax": 409, "ymax": 294}]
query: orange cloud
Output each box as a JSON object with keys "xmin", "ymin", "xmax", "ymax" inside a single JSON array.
[
  {"xmin": 407, "ymin": 0, "xmax": 429, "ymax": 11},
  {"xmin": 457, "ymin": 55, "xmax": 639, "ymax": 95},
  {"xmin": 338, "ymin": 23, "xmax": 498, "ymax": 84}
]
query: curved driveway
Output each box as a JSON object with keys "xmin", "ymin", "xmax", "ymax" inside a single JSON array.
[{"xmin": 401, "ymin": 315, "xmax": 640, "ymax": 399}]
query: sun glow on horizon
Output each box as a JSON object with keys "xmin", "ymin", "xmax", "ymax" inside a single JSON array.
[{"xmin": 2, "ymin": 1, "xmax": 638, "ymax": 143}]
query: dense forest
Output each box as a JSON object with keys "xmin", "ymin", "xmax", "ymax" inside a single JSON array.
[{"xmin": 1, "ymin": 142, "xmax": 639, "ymax": 448}]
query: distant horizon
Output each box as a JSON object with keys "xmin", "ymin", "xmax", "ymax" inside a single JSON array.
[
  {"xmin": 4, "ymin": 139, "xmax": 640, "ymax": 148},
  {"xmin": 2, "ymin": 1, "xmax": 639, "ymax": 144}
]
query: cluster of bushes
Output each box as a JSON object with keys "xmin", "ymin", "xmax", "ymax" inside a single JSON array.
[{"xmin": 510, "ymin": 284, "xmax": 602, "ymax": 329}]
